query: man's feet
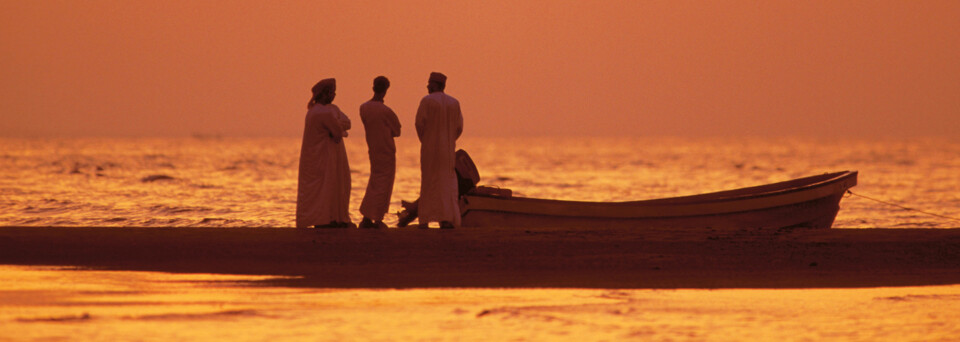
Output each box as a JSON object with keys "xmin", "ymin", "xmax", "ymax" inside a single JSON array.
[
  {"xmin": 408, "ymin": 222, "xmax": 455, "ymax": 229},
  {"xmin": 314, "ymin": 221, "xmax": 341, "ymax": 229},
  {"xmin": 359, "ymin": 217, "xmax": 377, "ymax": 229},
  {"xmin": 359, "ymin": 218, "xmax": 388, "ymax": 229}
]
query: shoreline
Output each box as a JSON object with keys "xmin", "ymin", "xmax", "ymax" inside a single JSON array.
[{"xmin": 1, "ymin": 226, "xmax": 959, "ymax": 289}]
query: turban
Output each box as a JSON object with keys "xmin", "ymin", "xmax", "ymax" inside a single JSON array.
[
  {"xmin": 429, "ymin": 72, "xmax": 447, "ymax": 84},
  {"xmin": 312, "ymin": 78, "xmax": 336, "ymax": 97}
]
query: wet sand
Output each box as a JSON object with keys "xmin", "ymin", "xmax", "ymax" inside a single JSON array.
[{"xmin": 1, "ymin": 226, "xmax": 959, "ymax": 288}]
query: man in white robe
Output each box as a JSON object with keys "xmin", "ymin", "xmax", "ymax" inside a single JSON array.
[
  {"xmin": 359, "ymin": 76, "xmax": 401, "ymax": 229},
  {"xmin": 415, "ymin": 72, "xmax": 463, "ymax": 229},
  {"xmin": 296, "ymin": 78, "xmax": 354, "ymax": 228}
]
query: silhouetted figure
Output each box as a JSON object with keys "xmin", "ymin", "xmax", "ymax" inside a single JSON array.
[
  {"xmin": 358, "ymin": 76, "xmax": 401, "ymax": 229},
  {"xmin": 296, "ymin": 78, "xmax": 354, "ymax": 228},
  {"xmin": 414, "ymin": 72, "xmax": 463, "ymax": 229},
  {"xmin": 396, "ymin": 149, "xmax": 479, "ymax": 228}
]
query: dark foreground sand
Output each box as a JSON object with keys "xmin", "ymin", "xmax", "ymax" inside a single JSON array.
[{"xmin": 1, "ymin": 226, "xmax": 959, "ymax": 288}]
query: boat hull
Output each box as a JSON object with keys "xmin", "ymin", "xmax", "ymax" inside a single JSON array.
[{"xmin": 460, "ymin": 171, "xmax": 857, "ymax": 229}]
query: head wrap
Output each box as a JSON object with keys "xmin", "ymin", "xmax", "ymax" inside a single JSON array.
[
  {"xmin": 429, "ymin": 72, "xmax": 447, "ymax": 84},
  {"xmin": 312, "ymin": 78, "xmax": 336, "ymax": 98}
]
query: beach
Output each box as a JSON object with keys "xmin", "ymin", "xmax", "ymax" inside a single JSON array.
[
  {"xmin": 4, "ymin": 137, "xmax": 960, "ymax": 339},
  {"xmin": 6, "ymin": 1, "xmax": 960, "ymax": 338},
  {"xmin": 3, "ymin": 226, "xmax": 959, "ymax": 289}
]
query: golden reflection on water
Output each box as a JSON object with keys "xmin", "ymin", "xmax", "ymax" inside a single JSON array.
[
  {"xmin": 2, "ymin": 136, "xmax": 959, "ymax": 228},
  {"xmin": 1, "ymin": 266, "xmax": 958, "ymax": 341},
  {"xmin": 0, "ymin": 135, "xmax": 960, "ymax": 228}
]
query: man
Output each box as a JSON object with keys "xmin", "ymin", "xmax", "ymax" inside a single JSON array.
[
  {"xmin": 296, "ymin": 78, "xmax": 354, "ymax": 228},
  {"xmin": 415, "ymin": 72, "xmax": 463, "ymax": 229},
  {"xmin": 358, "ymin": 76, "xmax": 401, "ymax": 229}
]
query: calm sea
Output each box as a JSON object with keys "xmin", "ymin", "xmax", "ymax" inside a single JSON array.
[
  {"xmin": 2, "ymin": 136, "xmax": 959, "ymax": 341},
  {"xmin": 1, "ymin": 136, "xmax": 958, "ymax": 228}
]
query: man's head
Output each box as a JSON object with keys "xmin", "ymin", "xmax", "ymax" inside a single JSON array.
[
  {"xmin": 427, "ymin": 72, "xmax": 446, "ymax": 93},
  {"xmin": 312, "ymin": 78, "xmax": 336, "ymax": 105},
  {"xmin": 373, "ymin": 76, "xmax": 390, "ymax": 94}
]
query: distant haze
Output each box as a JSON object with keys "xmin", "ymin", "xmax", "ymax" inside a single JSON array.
[{"xmin": 2, "ymin": 1, "xmax": 957, "ymax": 138}]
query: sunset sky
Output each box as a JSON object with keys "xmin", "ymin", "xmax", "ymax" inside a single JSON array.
[{"xmin": 2, "ymin": 1, "xmax": 957, "ymax": 138}]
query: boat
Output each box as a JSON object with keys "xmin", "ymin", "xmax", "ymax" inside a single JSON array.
[
  {"xmin": 396, "ymin": 150, "xmax": 857, "ymax": 229},
  {"xmin": 458, "ymin": 171, "xmax": 858, "ymax": 229}
]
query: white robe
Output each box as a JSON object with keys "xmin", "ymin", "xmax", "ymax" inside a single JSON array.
[
  {"xmin": 359, "ymin": 101, "xmax": 401, "ymax": 221},
  {"xmin": 296, "ymin": 103, "xmax": 352, "ymax": 228},
  {"xmin": 415, "ymin": 92, "xmax": 463, "ymax": 226}
]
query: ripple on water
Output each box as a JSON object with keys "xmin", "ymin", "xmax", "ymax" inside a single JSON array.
[
  {"xmin": 2, "ymin": 136, "xmax": 959, "ymax": 227},
  {"xmin": 124, "ymin": 309, "xmax": 261, "ymax": 321},
  {"xmin": 7, "ymin": 265, "xmax": 958, "ymax": 341}
]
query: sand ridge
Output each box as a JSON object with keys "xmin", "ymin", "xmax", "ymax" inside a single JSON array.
[{"xmin": 1, "ymin": 226, "xmax": 959, "ymax": 288}]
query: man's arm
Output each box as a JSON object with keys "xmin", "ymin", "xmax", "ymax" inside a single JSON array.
[
  {"xmin": 455, "ymin": 102, "xmax": 463, "ymax": 139},
  {"xmin": 388, "ymin": 107, "xmax": 401, "ymax": 138},
  {"xmin": 320, "ymin": 109, "xmax": 345, "ymax": 143},
  {"xmin": 415, "ymin": 98, "xmax": 429, "ymax": 142},
  {"xmin": 336, "ymin": 108, "xmax": 351, "ymax": 132}
]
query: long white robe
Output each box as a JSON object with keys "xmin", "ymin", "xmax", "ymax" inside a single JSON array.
[
  {"xmin": 359, "ymin": 101, "xmax": 401, "ymax": 221},
  {"xmin": 415, "ymin": 92, "xmax": 463, "ymax": 226},
  {"xmin": 296, "ymin": 103, "xmax": 352, "ymax": 228}
]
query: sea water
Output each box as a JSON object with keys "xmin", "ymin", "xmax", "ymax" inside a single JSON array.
[
  {"xmin": 2, "ymin": 136, "xmax": 959, "ymax": 341},
  {"xmin": 1, "ymin": 266, "xmax": 958, "ymax": 341},
  {"xmin": 2, "ymin": 136, "xmax": 959, "ymax": 228}
]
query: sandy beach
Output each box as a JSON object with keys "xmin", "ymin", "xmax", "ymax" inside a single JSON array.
[{"xmin": 1, "ymin": 226, "xmax": 958, "ymax": 289}]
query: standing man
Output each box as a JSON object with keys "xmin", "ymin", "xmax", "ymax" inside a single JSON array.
[
  {"xmin": 415, "ymin": 72, "xmax": 463, "ymax": 229},
  {"xmin": 359, "ymin": 76, "xmax": 401, "ymax": 229},
  {"xmin": 296, "ymin": 78, "xmax": 354, "ymax": 228}
]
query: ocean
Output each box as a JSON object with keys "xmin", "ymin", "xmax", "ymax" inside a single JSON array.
[
  {"xmin": 2, "ymin": 136, "xmax": 959, "ymax": 341},
  {"xmin": 2, "ymin": 136, "xmax": 959, "ymax": 228},
  {"xmin": 1, "ymin": 265, "xmax": 958, "ymax": 341}
]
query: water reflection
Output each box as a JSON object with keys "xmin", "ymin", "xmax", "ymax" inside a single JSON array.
[
  {"xmin": 1, "ymin": 136, "xmax": 959, "ymax": 227},
  {"xmin": 1, "ymin": 265, "xmax": 958, "ymax": 341}
]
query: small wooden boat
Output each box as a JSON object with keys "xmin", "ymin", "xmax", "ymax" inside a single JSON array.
[{"xmin": 459, "ymin": 171, "xmax": 858, "ymax": 229}]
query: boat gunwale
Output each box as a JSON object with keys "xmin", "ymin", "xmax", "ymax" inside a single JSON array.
[
  {"xmin": 461, "ymin": 171, "xmax": 858, "ymax": 218},
  {"xmin": 467, "ymin": 171, "xmax": 857, "ymax": 206}
]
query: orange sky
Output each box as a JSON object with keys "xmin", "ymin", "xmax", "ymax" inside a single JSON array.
[{"xmin": 1, "ymin": 1, "xmax": 957, "ymax": 138}]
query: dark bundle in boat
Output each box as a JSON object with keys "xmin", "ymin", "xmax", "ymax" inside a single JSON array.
[{"xmin": 397, "ymin": 150, "xmax": 857, "ymax": 229}]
